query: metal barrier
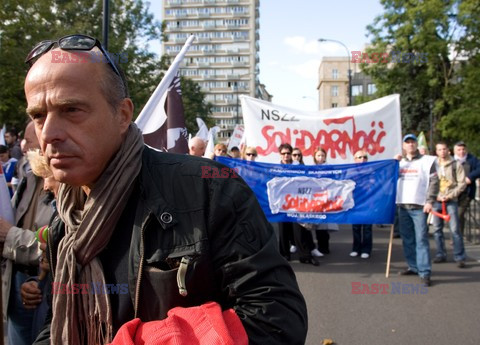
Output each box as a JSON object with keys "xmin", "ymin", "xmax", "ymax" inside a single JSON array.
[{"xmin": 464, "ymin": 183, "xmax": 480, "ymax": 244}]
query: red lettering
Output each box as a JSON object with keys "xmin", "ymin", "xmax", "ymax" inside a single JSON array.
[
  {"xmin": 51, "ymin": 51, "xmax": 61, "ymax": 63},
  {"xmin": 231, "ymin": 168, "xmax": 239, "ymax": 178},
  {"xmin": 380, "ymin": 283, "xmax": 389, "ymax": 294},
  {"xmin": 258, "ymin": 116, "xmax": 386, "ymax": 160},
  {"xmin": 61, "ymin": 52, "xmax": 71, "ymax": 63},
  {"xmin": 201, "ymin": 166, "xmax": 211, "ymax": 178},
  {"xmin": 361, "ymin": 52, "xmax": 372, "ymax": 64},
  {"xmin": 51, "ymin": 282, "xmax": 61, "ymax": 294},
  {"xmin": 371, "ymin": 283, "xmax": 379, "ymax": 294},
  {"xmin": 362, "ymin": 284, "xmax": 371, "ymax": 294},
  {"xmin": 351, "ymin": 282, "xmax": 362, "ymax": 294},
  {"xmin": 69, "ymin": 53, "xmax": 80, "ymax": 63},
  {"xmin": 80, "ymin": 284, "xmax": 89, "ymax": 294},
  {"xmin": 220, "ymin": 167, "xmax": 229, "ymax": 178},
  {"xmin": 351, "ymin": 51, "xmax": 362, "ymax": 63},
  {"xmin": 371, "ymin": 53, "xmax": 380, "ymax": 63},
  {"xmin": 211, "ymin": 168, "xmax": 220, "ymax": 178},
  {"xmin": 380, "ymin": 53, "xmax": 389, "ymax": 63},
  {"xmin": 78, "ymin": 52, "xmax": 89, "ymax": 63}
]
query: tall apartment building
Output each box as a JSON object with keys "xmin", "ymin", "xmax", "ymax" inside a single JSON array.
[{"xmin": 162, "ymin": 0, "xmax": 265, "ymax": 140}]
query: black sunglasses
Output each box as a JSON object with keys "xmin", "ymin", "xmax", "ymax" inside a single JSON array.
[
  {"xmin": 246, "ymin": 153, "xmax": 257, "ymax": 156},
  {"xmin": 25, "ymin": 34, "xmax": 123, "ymax": 81},
  {"xmin": 355, "ymin": 155, "xmax": 368, "ymax": 159}
]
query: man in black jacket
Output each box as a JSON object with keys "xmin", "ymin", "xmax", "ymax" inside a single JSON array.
[{"xmin": 24, "ymin": 34, "xmax": 307, "ymax": 345}]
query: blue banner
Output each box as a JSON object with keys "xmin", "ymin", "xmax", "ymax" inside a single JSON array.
[{"xmin": 216, "ymin": 157, "xmax": 399, "ymax": 224}]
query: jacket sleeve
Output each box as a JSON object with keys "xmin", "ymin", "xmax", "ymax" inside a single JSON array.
[
  {"xmin": 467, "ymin": 154, "xmax": 480, "ymax": 182},
  {"xmin": 447, "ymin": 162, "xmax": 467, "ymax": 200},
  {"xmin": 426, "ymin": 163, "xmax": 439, "ymax": 204},
  {"xmin": 2, "ymin": 226, "xmax": 41, "ymax": 265},
  {"xmin": 206, "ymin": 173, "xmax": 308, "ymax": 345}
]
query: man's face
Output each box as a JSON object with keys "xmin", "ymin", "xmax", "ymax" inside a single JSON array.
[
  {"xmin": 280, "ymin": 148, "xmax": 292, "ymax": 164},
  {"xmin": 4, "ymin": 133, "xmax": 16, "ymax": 145},
  {"xmin": 24, "ymin": 49, "xmax": 131, "ymax": 188},
  {"xmin": 436, "ymin": 144, "xmax": 449, "ymax": 159},
  {"xmin": 454, "ymin": 145, "xmax": 467, "ymax": 158},
  {"xmin": 402, "ymin": 139, "xmax": 418, "ymax": 155}
]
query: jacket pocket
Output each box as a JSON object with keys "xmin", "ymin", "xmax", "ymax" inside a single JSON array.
[{"xmin": 137, "ymin": 252, "xmax": 220, "ymax": 321}]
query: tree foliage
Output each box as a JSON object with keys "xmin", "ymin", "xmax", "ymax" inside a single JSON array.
[
  {"xmin": 0, "ymin": 0, "xmax": 212, "ymax": 137},
  {"xmin": 363, "ymin": 0, "xmax": 480, "ymax": 154}
]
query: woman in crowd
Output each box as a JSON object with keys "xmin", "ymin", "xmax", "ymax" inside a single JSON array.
[
  {"xmin": 292, "ymin": 147, "xmax": 304, "ymax": 165},
  {"xmin": 310, "ymin": 147, "xmax": 337, "ymax": 254},
  {"xmin": 242, "ymin": 147, "xmax": 258, "ymax": 161}
]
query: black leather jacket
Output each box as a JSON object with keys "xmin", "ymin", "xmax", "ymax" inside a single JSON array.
[{"xmin": 36, "ymin": 146, "xmax": 308, "ymax": 344}]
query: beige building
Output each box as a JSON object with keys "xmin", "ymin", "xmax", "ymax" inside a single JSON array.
[{"xmin": 162, "ymin": 0, "xmax": 266, "ymax": 140}]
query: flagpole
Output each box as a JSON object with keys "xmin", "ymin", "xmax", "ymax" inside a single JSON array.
[
  {"xmin": 135, "ymin": 35, "xmax": 196, "ymax": 132},
  {"xmin": 385, "ymin": 224, "xmax": 395, "ymax": 278}
]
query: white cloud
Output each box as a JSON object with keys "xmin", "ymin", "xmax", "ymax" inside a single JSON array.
[
  {"xmin": 286, "ymin": 59, "xmax": 319, "ymax": 80},
  {"xmin": 284, "ymin": 36, "xmax": 320, "ymax": 55}
]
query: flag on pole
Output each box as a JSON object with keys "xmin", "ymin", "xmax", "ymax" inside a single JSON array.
[
  {"xmin": 204, "ymin": 126, "xmax": 220, "ymax": 158},
  {"xmin": 0, "ymin": 124, "xmax": 6, "ymax": 146},
  {"xmin": 417, "ymin": 131, "xmax": 429, "ymax": 154},
  {"xmin": 0, "ymin": 165, "xmax": 14, "ymax": 224},
  {"xmin": 135, "ymin": 35, "xmax": 196, "ymax": 153},
  {"xmin": 195, "ymin": 118, "xmax": 209, "ymax": 142}
]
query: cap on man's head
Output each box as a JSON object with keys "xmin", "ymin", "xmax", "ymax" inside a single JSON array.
[
  {"xmin": 454, "ymin": 140, "xmax": 466, "ymax": 147},
  {"xmin": 403, "ymin": 134, "xmax": 417, "ymax": 142}
]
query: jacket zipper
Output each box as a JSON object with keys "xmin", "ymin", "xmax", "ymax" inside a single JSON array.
[
  {"xmin": 134, "ymin": 214, "xmax": 151, "ymax": 318},
  {"xmin": 176, "ymin": 256, "xmax": 191, "ymax": 297}
]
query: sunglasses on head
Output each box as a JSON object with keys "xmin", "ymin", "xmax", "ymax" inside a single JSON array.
[{"xmin": 25, "ymin": 34, "xmax": 124, "ymax": 87}]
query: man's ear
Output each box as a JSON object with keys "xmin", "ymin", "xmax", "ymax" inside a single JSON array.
[{"xmin": 117, "ymin": 98, "xmax": 134, "ymax": 134}]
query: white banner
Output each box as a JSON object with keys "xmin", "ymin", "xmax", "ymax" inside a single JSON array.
[{"xmin": 241, "ymin": 94, "xmax": 402, "ymax": 164}]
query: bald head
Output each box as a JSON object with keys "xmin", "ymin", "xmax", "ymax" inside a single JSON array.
[
  {"xmin": 24, "ymin": 47, "xmax": 133, "ymax": 189},
  {"xmin": 189, "ymin": 137, "xmax": 206, "ymax": 157}
]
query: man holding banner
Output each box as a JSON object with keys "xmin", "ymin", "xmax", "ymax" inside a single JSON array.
[{"xmin": 396, "ymin": 134, "xmax": 439, "ymax": 287}]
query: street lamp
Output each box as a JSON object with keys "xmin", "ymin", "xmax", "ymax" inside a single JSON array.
[{"xmin": 318, "ymin": 38, "xmax": 352, "ymax": 106}]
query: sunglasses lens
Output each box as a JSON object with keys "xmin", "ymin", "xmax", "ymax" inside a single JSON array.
[
  {"xmin": 25, "ymin": 41, "xmax": 54, "ymax": 64},
  {"xmin": 59, "ymin": 35, "xmax": 95, "ymax": 50}
]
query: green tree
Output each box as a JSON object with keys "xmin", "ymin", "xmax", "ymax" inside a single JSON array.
[
  {"xmin": 362, "ymin": 0, "xmax": 480, "ymax": 153},
  {"xmin": 0, "ymin": 0, "xmax": 160, "ymax": 129}
]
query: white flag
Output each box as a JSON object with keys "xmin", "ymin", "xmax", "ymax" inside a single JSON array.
[
  {"xmin": 204, "ymin": 126, "xmax": 220, "ymax": 158},
  {"xmin": 0, "ymin": 124, "xmax": 6, "ymax": 146},
  {"xmin": 135, "ymin": 35, "xmax": 196, "ymax": 136},
  {"xmin": 195, "ymin": 118, "xmax": 209, "ymax": 142},
  {"xmin": 0, "ymin": 166, "xmax": 14, "ymax": 224}
]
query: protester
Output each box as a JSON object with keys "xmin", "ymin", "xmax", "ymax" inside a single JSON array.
[
  {"xmin": 310, "ymin": 146, "xmax": 336, "ymax": 254},
  {"xmin": 229, "ymin": 146, "xmax": 241, "ymax": 158},
  {"xmin": 24, "ymin": 35, "xmax": 307, "ymax": 345},
  {"xmin": 4, "ymin": 127, "xmax": 23, "ymax": 160},
  {"xmin": 432, "ymin": 141, "xmax": 467, "ymax": 268},
  {"xmin": 188, "ymin": 136, "xmax": 206, "ymax": 157},
  {"xmin": 453, "ymin": 141, "xmax": 480, "ymax": 235},
  {"xmin": 350, "ymin": 150, "xmax": 373, "ymax": 259},
  {"xmin": 395, "ymin": 134, "xmax": 438, "ymax": 286},
  {"xmin": 277, "ymin": 143, "xmax": 296, "ymax": 260},
  {"xmin": 0, "ymin": 145, "xmax": 17, "ymax": 196},
  {"xmin": 19, "ymin": 149, "xmax": 59, "ymax": 341},
  {"xmin": 292, "ymin": 147, "xmax": 304, "ymax": 165},
  {"xmin": 0, "ymin": 121, "xmax": 54, "ymax": 345},
  {"xmin": 241, "ymin": 146, "xmax": 258, "ymax": 161},
  {"xmin": 290, "ymin": 147, "xmax": 322, "ymax": 266}
]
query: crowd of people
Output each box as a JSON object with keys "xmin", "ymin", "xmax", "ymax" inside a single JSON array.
[{"xmin": 1, "ymin": 33, "xmax": 479, "ymax": 345}]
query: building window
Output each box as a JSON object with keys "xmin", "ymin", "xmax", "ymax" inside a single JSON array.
[
  {"xmin": 332, "ymin": 69, "xmax": 338, "ymax": 79},
  {"xmin": 367, "ymin": 83, "xmax": 377, "ymax": 95},
  {"xmin": 331, "ymin": 85, "xmax": 339, "ymax": 97},
  {"xmin": 352, "ymin": 85, "xmax": 363, "ymax": 96},
  {"xmin": 331, "ymin": 103, "xmax": 338, "ymax": 108}
]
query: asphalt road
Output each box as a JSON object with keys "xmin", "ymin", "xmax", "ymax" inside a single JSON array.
[{"xmin": 291, "ymin": 225, "xmax": 480, "ymax": 345}]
